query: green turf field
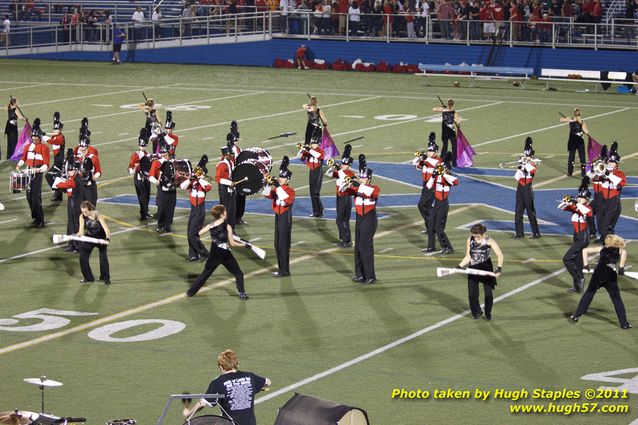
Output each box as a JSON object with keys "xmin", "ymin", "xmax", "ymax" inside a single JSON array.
[{"xmin": 1, "ymin": 59, "xmax": 637, "ymax": 425}]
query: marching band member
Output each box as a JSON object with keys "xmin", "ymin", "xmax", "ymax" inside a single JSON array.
[
  {"xmin": 326, "ymin": 144, "xmax": 354, "ymax": 248},
  {"xmin": 297, "ymin": 132, "xmax": 325, "ymax": 217},
  {"xmin": 44, "ymin": 112, "xmax": 65, "ymax": 202},
  {"xmin": 16, "ymin": 118, "xmax": 49, "ymax": 228},
  {"xmin": 457, "ymin": 223, "xmax": 504, "ymax": 321},
  {"xmin": 302, "ymin": 96, "xmax": 327, "ymax": 146},
  {"xmin": 215, "ymin": 144, "xmax": 237, "ymax": 229},
  {"xmin": 559, "ymin": 107, "xmax": 589, "ymax": 177},
  {"xmin": 414, "ymin": 132, "xmax": 441, "ymax": 234},
  {"xmin": 53, "ymin": 149, "xmax": 84, "ymax": 253},
  {"xmin": 77, "ymin": 200, "xmax": 111, "ymax": 284},
  {"xmin": 424, "ymin": 152, "xmax": 458, "ymax": 254},
  {"xmin": 570, "ymin": 234, "xmax": 632, "ymax": 329},
  {"xmin": 586, "ymin": 144, "xmax": 607, "ymax": 240},
  {"xmin": 181, "ymin": 155, "xmax": 212, "ymax": 262},
  {"xmin": 228, "ymin": 129, "xmax": 247, "ymax": 226},
  {"xmin": 187, "ymin": 205, "xmax": 249, "ymax": 299},
  {"xmin": 149, "ymin": 143, "xmax": 176, "ymax": 233},
  {"xmin": 513, "ymin": 137, "xmax": 541, "ymax": 239},
  {"xmin": 598, "ymin": 142, "xmax": 625, "ymax": 242},
  {"xmin": 128, "ymin": 128, "xmax": 153, "ymax": 220},
  {"xmin": 559, "ymin": 178, "xmax": 593, "ymax": 293},
  {"xmin": 73, "ymin": 118, "xmax": 101, "ymax": 206},
  {"xmin": 138, "ymin": 98, "xmax": 162, "ymax": 153},
  {"xmin": 432, "ymin": 99, "xmax": 460, "ymax": 167},
  {"xmin": 263, "ymin": 156, "xmax": 295, "ymax": 277},
  {"xmin": 163, "ymin": 111, "xmax": 179, "ymax": 158},
  {"xmin": 4, "ymin": 96, "xmax": 27, "ymax": 160},
  {"xmin": 346, "ymin": 155, "xmax": 380, "ymax": 284}
]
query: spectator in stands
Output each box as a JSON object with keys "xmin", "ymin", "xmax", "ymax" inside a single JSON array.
[
  {"xmin": 279, "ymin": 0, "xmax": 290, "ymax": 33},
  {"xmin": 416, "ymin": 0, "xmax": 430, "ymax": 37},
  {"xmin": 406, "ymin": 7, "xmax": 417, "ymax": 37},
  {"xmin": 86, "ymin": 10, "xmax": 98, "ymax": 42},
  {"xmin": 469, "ymin": 0, "xmax": 480, "ymax": 38},
  {"xmin": 492, "ymin": 0, "xmax": 505, "ymax": 37},
  {"xmin": 112, "ymin": 23, "xmax": 126, "ymax": 64},
  {"xmin": 457, "ymin": 0, "xmax": 469, "ymax": 39},
  {"xmin": 528, "ymin": 6, "xmax": 542, "ymax": 41},
  {"xmin": 70, "ymin": 8, "xmax": 79, "ymax": 43},
  {"xmin": 382, "ymin": 0, "xmax": 394, "ymax": 36},
  {"xmin": 322, "ymin": 0, "xmax": 333, "ymax": 34},
  {"xmin": 592, "ymin": 0, "xmax": 602, "ymax": 23},
  {"xmin": 509, "ymin": 0, "xmax": 522, "ymax": 40},
  {"xmin": 1, "ymin": 15, "xmax": 9, "ymax": 46},
  {"xmin": 480, "ymin": 0, "xmax": 494, "ymax": 39},
  {"xmin": 103, "ymin": 10, "xmax": 113, "ymax": 44},
  {"xmin": 338, "ymin": 0, "xmax": 349, "ymax": 34},
  {"xmin": 152, "ymin": 6, "xmax": 162, "ymax": 38},
  {"xmin": 131, "ymin": 6, "xmax": 145, "ymax": 41},
  {"xmin": 438, "ymin": 0, "xmax": 453, "ymax": 38},
  {"xmin": 59, "ymin": 12, "xmax": 70, "ymax": 43},
  {"xmin": 295, "ymin": 44, "xmax": 309, "ymax": 68},
  {"xmin": 225, "ymin": 0, "xmax": 237, "ymax": 34},
  {"xmin": 312, "ymin": 1, "xmax": 323, "ymax": 34},
  {"xmin": 181, "ymin": 3, "xmax": 194, "ymax": 36},
  {"xmin": 360, "ymin": 0, "xmax": 372, "ymax": 36},
  {"xmin": 349, "ymin": 1, "xmax": 362, "ymax": 36}
]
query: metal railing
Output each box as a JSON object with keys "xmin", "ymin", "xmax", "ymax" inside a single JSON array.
[{"xmin": 2, "ymin": 11, "xmax": 638, "ymax": 55}]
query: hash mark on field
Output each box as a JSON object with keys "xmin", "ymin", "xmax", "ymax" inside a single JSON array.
[
  {"xmin": 291, "ymin": 241, "xmax": 305, "ymax": 247},
  {"xmin": 0, "ymin": 219, "xmax": 17, "ymax": 225},
  {"xmin": 522, "ymin": 258, "xmax": 536, "ymax": 264},
  {"xmin": 90, "ymin": 104, "xmax": 114, "ymax": 107},
  {"xmin": 384, "ymin": 146, "xmax": 394, "ymax": 150},
  {"xmin": 341, "ymin": 115, "xmax": 365, "ymax": 118},
  {"xmin": 379, "ymin": 248, "xmax": 394, "ymax": 253},
  {"xmin": 202, "ymin": 136, "xmax": 215, "ymax": 140},
  {"xmin": 352, "ymin": 145, "xmax": 363, "ymax": 148},
  {"xmin": 118, "ymin": 132, "xmax": 129, "ymax": 136}
]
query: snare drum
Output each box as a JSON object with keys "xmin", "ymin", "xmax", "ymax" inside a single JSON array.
[
  {"xmin": 183, "ymin": 415, "xmax": 233, "ymax": 425},
  {"xmin": 106, "ymin": 419, "xmax": 137, "ymax": 425},
  {"xmin": 10, "ymin": 171, "xmax": 32, "ymax": 193},
  {"xmin": 173, "ymin": 159, "xmax": 193, "ymax": 186}
]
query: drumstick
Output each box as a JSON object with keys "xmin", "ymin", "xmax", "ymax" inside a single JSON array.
[{"xmin": 233, "ymin": 177, "xmax": 249, "ymax": 184}]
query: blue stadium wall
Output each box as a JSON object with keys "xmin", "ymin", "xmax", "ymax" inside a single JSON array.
[{"xmin": 8, "ymin": 38, "xmax": 638, "ymax": 74}]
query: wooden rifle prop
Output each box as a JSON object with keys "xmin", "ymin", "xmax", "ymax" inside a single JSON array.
[
  {"xmin": 53, "ymin": 234, "xmax": 109, "ymax": 245},
  {"xmin": 142, "ymin": 91, "xmax": 149, "ymax": 103},
  {"xmin": 558, "ymin": 112, "xmax": 567, "ymax": 118},
  {"xmin": 231, "ymin": 235, "xmax": 266, "ymax": 259},
  {"xmin": 343, "ymin": 136, "xmax": 364, "ymax": 144},
  {"xmin": 437, "ymin": 95, "xmax": 446, "ymax": 108},
  {"xmin": 267, "ymin": 132, "xmax": 297, "ymax": 140}
]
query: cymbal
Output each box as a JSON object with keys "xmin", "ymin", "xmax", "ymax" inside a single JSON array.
[
  {"xmin": 23, "ymin": 377, "xmax": 63, "ymax": 387},
  {"xmin": 0, "ymin": 411, "xmax": 39, "ymax": 425}
]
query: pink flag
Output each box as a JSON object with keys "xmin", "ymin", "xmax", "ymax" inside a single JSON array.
[
  {"xmin": 586, "ymin": 135, "xmax": 602, "ymax": 172},
  {"xmin": 10, "ymin": 122, "xmax": 32, "ymax": 161},
  {"xmin": 456, "ymin": 128, "xmax": 475, "ymax": 168},
  {"xmin": 321, "ymin": 128, "xmax": 340, "ymax": 160}
]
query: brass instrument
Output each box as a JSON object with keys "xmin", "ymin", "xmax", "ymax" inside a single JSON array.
[
  {"xmin": 296, "ymin": 142, "xmax": 303, "ymax": 150},
  {"xmin": 434, "ymin": 163, "xmax": 448, "ymax": 175},
  {"xmin": 499, "ymin": 156, "xmax": 542, "ymax": 169},
  {"xmin": 327, "ymin": 158, "xmax": 341, "ymax": 168},
  {"xmin": 591, "ymin": 159, "xmax": 606, "ymax": 175},
  {"xmin": 415, "ymin": 150, "xmax": 426, "ymax": 158},
  {"xmin": 562, "ymin": 194, "xmax": 576, "ymax": 204}
]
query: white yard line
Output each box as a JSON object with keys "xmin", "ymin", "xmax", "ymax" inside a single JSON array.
[
  {"xmin": 0, "ymin": 218, "xmax": 18, "ymax": 225},
  {"xmin": 0, "ymin": 83, "xmax": 49, "ymax": 92},
  {"xmin": 255, "ymin": 267, "xmax": 567, "ymax": 405},
  {"xmin": 20, "ymin": 87, "xmax": 158, "ymax": 107},
  {"xmin": 473, "ymin": 108, "xmax": 630, "ymax": 148}
]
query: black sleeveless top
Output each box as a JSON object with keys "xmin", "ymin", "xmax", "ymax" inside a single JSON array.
[
  {"xmin": 442, "ymin": 110, "xmax": 455, "ymax": 131},
  {"xmin": 307, "ymin": 108, "xmax": 321, "ymax": 127},
  {"xmin": 5, "ymin": 106, "xmax": 18, "ymax": 133},
  {"xmin": 592, "ymin": 246, "xmax": 621, "ymax": 285},
  {"xmin": 210, "ymin": 221, "xmax": 230, "ymax": 250},
  {"xmin": 84, "ymin": 213, "xmax": 106, "ymax": 239},
  {"xmin": 470, "ymin": 236, "xmax": 491, "ymax": 265},
  {"xmin": 569, "ymin": 120, "xmax": 583, "ymax": 136}
]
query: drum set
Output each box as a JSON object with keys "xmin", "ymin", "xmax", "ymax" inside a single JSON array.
[{"xmin": 232, "ymin": 148, "xmax": 272, "ymax": 195}]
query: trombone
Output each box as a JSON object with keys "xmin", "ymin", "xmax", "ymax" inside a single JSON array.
[{"xmin": 499, "ymin": 156, "xmax": 542, "ymax": 169}]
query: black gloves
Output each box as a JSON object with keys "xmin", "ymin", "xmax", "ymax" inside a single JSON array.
[
  {"xmin": 495, "ymin": 266, "xmax": 502, "ymax": 274},
  {"xmin": 245, "ymin": 243, "xmax": 252, "ymax": 249},
  {"xmin": 619, "ymin": 267, "xmax": 625, "ymax": 276},
  {"xmin": 271, "ymin": 179, "xmax": 280, "ymax": 188}
]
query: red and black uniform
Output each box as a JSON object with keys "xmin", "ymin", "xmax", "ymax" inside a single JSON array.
[
  {"xmin": 165, "ymin": 131, "xmax": 179, "ymax": 158},
  {"xmin": 263, "ymin": 183, "xmax": 295, "ymax": 276},
  {"xmin": 598, "ymin": 168, "xmax": 626, "ymax": 240},
  {"xmin": 53, "ymin": 171, "xmax": 84, "ymax": 251},
  {"xmin": 299, "ymin": 146, "xmax": 325, "ymax": 216},
  {"xmin": 414, "ymin": 154, "xmax": 441, "ymax": 231},
  {"xmin": 514, "ymin": 162, "xmax": 540, "ymax": 237},
  {"xmin": 231, "ymin": 144, "xmax": 246, "ymax": 224},
  {"xmin": 328, "ymin": 165, "xmax": 355, "ymax": 244},
  {"xmin": 587, "ymin": 171, "xmax": 603, "ymax": 238},
  {"xmin": 45, "ymin": 132, "xmax": 65, "ymax": 195},
  {"xmin": 149, "ymin": 157, "xmax": 177, "ymax": 232},
  {"xmin": 128, "ymin": 149, "xmax": 151, "ymax": 220},
  {"xmin": 18, "ymin": 141, "xmax": 50, "ymax": 226},
  {"xmin": 74, "ymin": 147, "xmax": 102, "ymax": 206},
  {"xmin": 180, "ymin": 176, "xmax": 212, "ymax": 260},
  {"xmin": 215, "ymin": 157, "xmax": 236, "ymax": 228},
  {"xmin": 346, "ymin": 182, "xmax": 380, "ymax": 281},
  {"xmin": 559, "ymin": 201, "xmax": 593, "ymax": 291},
  {"xmin": 425, "ymin": 171, "xmax": 458, "ymax": 251}
]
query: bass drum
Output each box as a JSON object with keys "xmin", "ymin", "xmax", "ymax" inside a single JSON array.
[
  {"xmin": 173, "ymin": 159, "xmax": 193, "ymax": 186},
  {"xmin": 235, "ymin": 148, "xmax": 272, "ymax": 170},
  {"xmin": 183, "ymin": 415, "xmax": 232, "ymax": 425},
  {"xmin": 233, "ymin": 159, "xmax": 269, "ymax": 196}
]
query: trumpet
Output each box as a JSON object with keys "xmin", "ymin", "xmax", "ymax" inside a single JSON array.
[
  {"xmin": 434, "ymin": 163, "xmax": 448, "ymax": 175},
  {"xmin": 327, "ymin": 158, "xmax": 341, "ymax": 168},
  {"xmin": 415, "ymin": 150, "xmax": 426, "ymax": 158},
  {"xmin": 562, "ymin": 194, "xmax": 576, "ymax": 204},
  {"xmin": 296, "ymin": 143, "xmax": 310, "ymax": 151},
  {"xmin": 264, "ymin": 173, "xmax": 276, "ymax": 185},
  {"xmin": 591, "ymin": 159, "xmax": 606, "ymax": 175}
]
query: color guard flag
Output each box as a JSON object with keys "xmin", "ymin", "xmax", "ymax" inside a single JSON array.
[
  {"xmin": 456, "ymin": 128, "xmax": 475, "ymax": 168},
  {"xmin": 10, "ymin": 122, "xmax": 32, "ymax": 161},
  {"xmin": 321, "ymin": 128, "xmax": 340, "ymax": 160},
  {"xmin": 586, "ymin": 135, "xmax": 602, "ymax": 172}
]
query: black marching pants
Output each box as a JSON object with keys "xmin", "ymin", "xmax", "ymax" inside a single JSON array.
[
  {"xmin": 354, "ymin": 211, "xmax": 377, "ymax": 279},
  {"xmin": 417, "ymin": 186, "xmax": 434, "ymax": 230},
  {"xmin": 219, "ymin": 187, "xmax": 236, "ymax": 228},
  {"xmin": 574, "ymin": 277, "xmax": 629, "ymax": 327},
  {"xmin": 187, "ymin": 247, "xmax": 244, "ymax": 296},
  {"xmin": 83, "ymin": 182, "xmax": 98, "ymax": 206},
  {"xmin": 79, "ymin": 242, "xmax": 110, "ymax": 281},
  {"xmin": 156, "ymin": 189, "xmax": 176, "ymax": 229},
  {"xmin": 468, "ymin": 279, "xmax": 494, "ymax": 317},
  {"xmin": 514, "ymin": 184, "xmax": 540, "ymax": 236},
  {"xmin": 275, "ymin": 209, "xmax": 293, "ymax": 274},
  {"xmin": 598, "ymin": 196, "xmax": 621, "ymax": 240},
  {"xmin": 134, "ymin": 176, "xmax": 150, "ymax": 219},
  {"xmin": 187, "ymin": 203, "xmax": 207, "ymax": 258},
  {"xmin": 236, "ymin": 193, "xmax": 246, "ymax": 221},
  {"xmin": 309, "ymin": 166, "xmax": 324, "ymax": 215},
  {"xmin": 440, "ymin": 127, "xmax": 457, "ymax": 166},
  {"xmin": 567, "ymin": 143, "xmax": 586, "ymax": 177},
  {"xmin": 336, "ymin": 195, "xmax": 352, "ymax": 243},
  {"xmin": 5, "ymin": 128, "xmax": 18, "ymax": 160},
  {"xmin": 427, "ymin": 198, "xmax": 452, "ymax": 251},
  {"xmin": 27, "ymin": 173, "xmax": 44, "ymax": 224},
  {"xmin": 563, "ymin": 230, "xmax": 589, "ymax": 285}
]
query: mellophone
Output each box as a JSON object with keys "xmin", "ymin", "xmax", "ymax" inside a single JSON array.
[{"xmin": 9, "ymin": 169, "xmax": 36, "ymax": 193}]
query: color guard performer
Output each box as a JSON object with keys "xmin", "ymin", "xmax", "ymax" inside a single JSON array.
[
  {"xmin": 302, "ymin": 96, "xmax": 327, "ymax": 145},
  {"xmin": 187, "ymin": 205, "xmax": 249, "ymax": 299},
  {"xmin": 149, "ymin": 143, "xmax": 176, "ymax": 233},
  {"xmin": 513, "ymin": 137, "xmax": 541, "ymax": 239},
  {"xmin": 423, "ymin": 152, "xmax": 458, "ymax": 254},
  {"xmin": 44, "ymin": 112, "xmax": 65, "ymax": 202},
  {"xmin": 432, "ymin": 99, "xmax": 460, "ymax": 167},
  {"xmin": 138, "ymin": 98, "xmax": 162, "ymax": 153},
  {"xmin": 457, "ymin": 223, "xmax": 503, "ymax": 321},
  {"xmin": 4, "ymin": 96, "xmax": 27, "ymax": 160},
  {"xmin": 263, "ymin": 156, "xmax": 295, "ymax": 277},
  {"xmin": 215, "ymin": 144, "xmax": 237, "ymax": 229},
  {"xmin": 346, "ymin": 156, "xmax": 380, "ymax": 284},
  {"xmin": 128, "ymin": 128, "xmax": 153, "ymax": 220},
  {"xmin": 73, "ymin": 118, "xmax": 102, "ymax": 206},
  {"xmin": 53, "ymin": 149, "xmax": 84, "ymax": 252},
  {"xmin": 597, "ymin": 142, "xmax": 625, "ymax": 242},
  {"xmin": 558, "ymin": 178, "xmax": 593, "ymax": 293},
  {"xmin": 559, "ymin": 107, "xmax": 589, "ymax": 177},
  {"xmin": 297, "ymin": 132, "xmax": 325, "ymax": 217},
  {"xmin": 163, "ymin": 111, "xmax": 179, "ymax": 158},
  {"xmin": 77, "ymin": 201, "xmax": 111, "ymax": 284},
  {"xmin": 570, "ymin": 234, "xmax": 632, "ymax": 329},
  {"xmin": 326, "ymin": 144, "xmax": 354, "ymax": 247},
  {"xmin": 414, "ymin": 132, "xmax": 441, "ymax": 233},
  {"xmin": 16, "ymin": 118, "xmax": 49, "ymax": 228},
  {"xmin": 181, "ymin": 155, "xmax": 212, "ymax": 262}
]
